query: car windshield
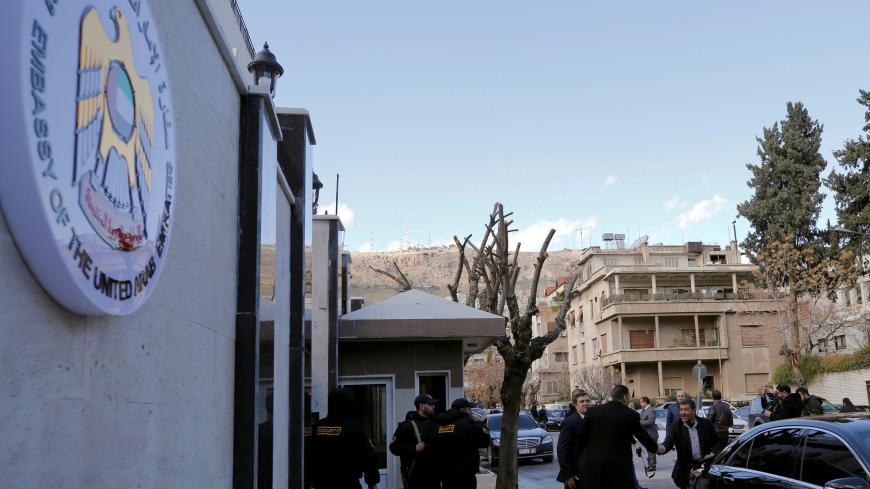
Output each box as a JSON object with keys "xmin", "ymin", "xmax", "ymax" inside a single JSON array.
[
  {"xmin": 655, "ymin": 410, "xmax": 667, "ymax": 418},
  {"xmin": 820, "ymin": 398, "xmax": 838, "ymax": 413},
  {"xmin": 735, "ymin": 406, "xmax": 750, "ymax": 418},
  {"xmin": 546, "ymin": 410, "xmax": 561, "ymax": 417},
  {"xmin": 487, "ymin": 413, "xmax": 539, "ymax": 431}
]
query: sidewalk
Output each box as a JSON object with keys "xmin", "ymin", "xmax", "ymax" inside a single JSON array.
[{"xmin": 477, "ymin": 469, "xmax": 497, "ymax": 489}]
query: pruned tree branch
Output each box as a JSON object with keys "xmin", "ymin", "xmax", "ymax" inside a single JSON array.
[{"xmin": 368, "ymin": 263, "xmax": 412, "ymax": 291}]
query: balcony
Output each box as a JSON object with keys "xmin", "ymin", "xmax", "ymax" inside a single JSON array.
[
  {"xmin": 597, "ymin": 346, "xmax": 729, "ymax": 365},
  {"xmin": 598, "ymin": 291, "xmax": 775, "ymax": 322},
  {"xmin": 604, "ymin": 290, "xmax": 773, "ymax": 306}
]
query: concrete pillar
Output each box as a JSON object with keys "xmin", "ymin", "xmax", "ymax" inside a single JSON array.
[
  {"xmin": 614, "ymin": 275, "xmax": 620, "ymax": 296},
  {"xmin": 617, "ymin": 316, "xmax": 623, "ymax": 350},
  {"xmin": 731, "ymin": 273, "xmax": 738, "ymax": 296},
  {"xmin": 690, "ymin": 274, "xmax": 696, "ymax": 293},
  {"xmin": 861, "ymin": 282, "xmax": 869, "ymax": 312},
  {"xmin": 837, "ymin": 289, "xmax": 847, "ymax": 306},
  {"xmin": 657, "ymin": 361, "xmax": 664, "ymax": 398},
  {"xmin": 311, "ymin": 215, "xmax": 344, "ymax": 419},
  {"xmin": 654, "ymin": 316, "xmax": 660, "ymax": 349},
  {"xmin": 694, "ymin": 315, "xmax": 701, "ymax": 347},
  {"xmin": 651, "ymin": 274, "xmax": 657, "ymax": 294},
  {"xmin": 621, "ymin": 362, "xmax": 627, "ymax": 384},
  {"xmin": 849, "ymin": 287, "xmax": 859, "ymax": 309}
]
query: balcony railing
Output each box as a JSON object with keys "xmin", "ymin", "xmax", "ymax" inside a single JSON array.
[{"xmin": 604, "ymin": 290, "xmax": 773, "ymax": 306}]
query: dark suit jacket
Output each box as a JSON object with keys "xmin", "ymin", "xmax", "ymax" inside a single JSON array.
[
  {"xmin": 576, "ymin": 401, "xmax": 657, "ymax": 489},
  {"xmin": 556, "ymin": 411, "xmax": 585, "ymax": 482},
  {"xmin": 770, "ymin": 393, "xmax": 803, "ymax": 420},
  {"xmin": 660, "ymin": 416, "xmax": 723, "ymax": 489}
]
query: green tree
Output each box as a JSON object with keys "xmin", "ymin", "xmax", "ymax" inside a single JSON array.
[
  {"xmin": 827, "ymin": 89, "xmax": 870, "ymax": 269},
  {"xmin": 737, "ymin": 101, "xmax": 827, "ymax": 254},
  {"xmin": 738, "ymin": 101, "xmax": 827, "ymax": 385}
]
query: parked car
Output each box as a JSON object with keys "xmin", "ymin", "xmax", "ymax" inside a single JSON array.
[
  {"xmin": 748, "ymin": 395, "xmax": 840, "ymax": 426},
  {"xmin": 691, "ymin": 413, "xmax": 870, "ymax": 488},
  {"xmin": 481, "ymin": 412, "xmax": 553, "ymax": 467},
  {"xmin": 544, "ymin": 409, "xmax": 565, "ymax": 431},
  {"xmin": 836, "ymin": 404, "xmax": 870, "ymax": 413},
  {"xmin": 697, "ymin": 406, "xmax": 749, "ymax": 439},
  {"xmin": 734, "ymin": 405, "xmax": 750, "ymax": 422}
]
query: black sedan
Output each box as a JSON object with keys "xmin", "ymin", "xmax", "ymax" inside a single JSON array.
[
  {"xmin": 691, "ymin": 413, "xmax": 870, "ymax": 488},
  {"xmin": 481, "ymin": 412, "xmax": 553, "ymax": 467}
]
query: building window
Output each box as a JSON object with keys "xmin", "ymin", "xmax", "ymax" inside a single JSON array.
[
  {"xmin": 745, "ymin": 373, "xmax": 769, "ymax": 394},
  {"xmin": 818, "ymin": 339, "xmax": 828, "ymax": 353},
  {"xmin": 660, "ymin": 256, "xmax": 679, "ymax": 267},
  {"xmin": 741, "ymin": 325, "xmax": 765, "ymax": 347},
  {"xmin": 629, "ymin": 330, "xmax": 655, "ymax": 349},
  {"xmin": 600, "ymin": 333, "xmax": 608, "ymax": 353},
  {"xmin": 580, "ymin": 342, "xmax": 586, "ymax": 363},
  {"xmin": 592, "ymin": 337, "xmax": 599, "ymax": 357},
  {"xmin": 834, "ymin": 335, "xmax": 847, "ymax": 350},
  {"xmin": 555, "ymin": 352, "xmax": 569, "ymax": 363},
  {"xmin": 709, "ymin": 254, "xmax": 727, "ymax": 264},
  {"xmin": 546, "ymin": 381, "xmax": 561, "ymax": 394},
  {"xmin": 679, "ymin": 328, "xmax": 705, "ymax": 346},
  {"xmin": 572, "ymin": 345, "xmax": 578, "ymax": 365}
]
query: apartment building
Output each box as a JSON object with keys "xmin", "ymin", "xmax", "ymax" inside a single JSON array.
[
  {"xmin": 529, "ymin": 290, "xmax": 571, "ymax": 403},
  {"xmin": 565, "ymin": 237, "xmax": 783, "ymax": 402}
]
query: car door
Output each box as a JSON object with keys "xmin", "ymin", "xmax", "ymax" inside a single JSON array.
[
  {"xmin": 709, "ymin": 427, "xmax": 804, "ymax": 489},
  {"xmin": 797, "ymin": 428, "xmax": 870, "ymax": 487}
]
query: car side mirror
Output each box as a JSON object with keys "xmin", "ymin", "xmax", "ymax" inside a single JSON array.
[{"xmin": 824, "ymin": 477, "xmax": 870, "ymax": 489}]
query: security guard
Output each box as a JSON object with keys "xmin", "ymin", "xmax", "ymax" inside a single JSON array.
[
  {"xmin": 308, "ymin": 387, "xmax": 380, "ymax": 489},
  {"xmin": 389, "ymin": 394, "xmax": 438, "ymax": 489},
  {"xmin": 430, "ymin": 398, "xmax": 490, "ymax": 489}
]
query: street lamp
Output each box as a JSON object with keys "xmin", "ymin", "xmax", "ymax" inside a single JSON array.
[
  {"xmin": 832, "ymin": 226, "xmax": 870, "ymax": 237},
  {"xmin": 247, "ymin": 42, "xmax": 284, "ymax": 97},
  {"xmin": 312, "ymin": 172, "xmax": 323, "ymax": 214}
]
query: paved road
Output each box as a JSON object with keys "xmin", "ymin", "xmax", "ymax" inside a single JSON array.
[{"xmin": 482, "ymin": 431, "xmax": 679, "ymax": 489}]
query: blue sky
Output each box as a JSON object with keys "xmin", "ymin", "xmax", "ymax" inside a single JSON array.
[{"xmin": 239, "ymin": 1, "xmax": 869, "ymax": 252}]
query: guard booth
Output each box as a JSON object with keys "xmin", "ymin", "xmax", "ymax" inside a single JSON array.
[{"xmin": 338, "ymin": 289, "xmax": 506, "ymax": 489}]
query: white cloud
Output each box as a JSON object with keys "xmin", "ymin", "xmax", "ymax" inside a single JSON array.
[
  {"xmin": 318, "ymin": 202, "xmax": 354, "ymax": 228},
  {"xmin": 513, "ymin": 216, "xmax": 599, "ymax": 250},
  {"xmin": 603, "ymin": 175, "xmax": 618, "ymax": 187},
  {"xmin": 358, "ymin": 241, "xmax": 375, "ymax": 252},
  {"xmin": 664, "ymin": 194, "xmax": 686, "ymax": 210},
  {"xmin": 676, "ymin": 195, "xmax": 728, "ymax": 230}
]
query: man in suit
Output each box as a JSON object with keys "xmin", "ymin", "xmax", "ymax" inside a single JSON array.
[
  {"xmin": 556, "ymin": 389, "xmax": 591, "ymax": 488},
  {"xmin": 657, "ymin": 399, "xmax": 724, "ymax": 489},
  {"xmin": 575, "ymin": 385, "xmax": 658, "ymax": 489},
  {"xmin": 666, "ymin": 390, "xmax": 685, "ymax": 430},
  {"xmin": 638, "ymin": 396, "xmax": 658, "ymax": 471}
]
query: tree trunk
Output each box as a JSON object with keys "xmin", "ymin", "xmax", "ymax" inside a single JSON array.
[
  {"xmin": 495, "ymin": 363, "xmax": 528, "ymax": 489},
  {"xmin": 789, "ymin": 292, "xmax": 805, "ymax": 386}
]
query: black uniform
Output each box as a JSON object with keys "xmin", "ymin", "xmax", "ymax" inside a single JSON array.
[
  {"xmin": 770, "ymin": 393, "xmax": 803, "ymax": 421},
  {"xmin": 389, "ymin": 411, "xmax": 437, "ymax": 489},
  {"xmin": 308, "ymin": 388, "xmax": 380, "ymax": 489},
  {"xmin": 430, "ymin": 406, "xmax": 490, "ymax": 489}
]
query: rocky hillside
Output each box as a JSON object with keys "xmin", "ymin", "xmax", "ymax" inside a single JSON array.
[{"xmin": 349, "ymin": 247, "xmax": 583, "ymax": 305}]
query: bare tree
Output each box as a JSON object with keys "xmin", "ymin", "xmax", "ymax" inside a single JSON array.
[
  {"xmin": 368, "ymin": 262, "xmax": 412, "ymax": 291},
  {"xmin": 755, "ymin": 239, "xmax": 860, "ymax": 385},
  {"xmin": 572, "ymin": 364, "xmax": 621, "ymax": 402},
  {"xmin": 465, "ymin": 359, "xmax": 505, "ymax": 408},
  {"xmin": 448, "ymin": 202, "xmax": 577, "ymax": 489}
]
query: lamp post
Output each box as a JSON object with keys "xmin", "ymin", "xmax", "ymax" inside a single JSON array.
[
  {"xmin": 247, "ymin": 42, "xmax": 284, "ymax": 97},
  {"xmin": 832, "ymin": 226, "xmax": 870, "ymax": 237}
]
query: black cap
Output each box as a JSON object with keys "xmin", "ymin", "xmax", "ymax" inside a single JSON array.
[
  {"xmin": 451, "ymin": 398, "xmax": 474, "ymax": 409},
  {"xmin": 414, "ymin": 394, "xmax": 437, "ymax": 407}
]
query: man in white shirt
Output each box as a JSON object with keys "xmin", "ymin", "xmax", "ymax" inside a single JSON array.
[{"xmin": 657, "ymin": 399, "xmax": 722, "ymax": 489}]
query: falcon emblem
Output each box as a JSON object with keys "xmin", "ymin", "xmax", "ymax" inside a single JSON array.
[{"xmin": 74, "ymin": 6, "xmax": 155, "ymax": 251}]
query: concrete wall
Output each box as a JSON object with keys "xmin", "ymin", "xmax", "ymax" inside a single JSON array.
[
  {"xmin": 807, "ymin": 369, "xmax": 870, "ymax": 406},
  {"xmin": 0, "ymin": 1, "xmax": 243, "ymax": 487}
]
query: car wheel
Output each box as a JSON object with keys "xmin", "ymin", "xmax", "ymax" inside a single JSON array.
[
  {"xmin": 542, "ymin": 455, "xmax": 553, "ymax": 463},
  {"xmin": 488, "ymin": 446, "xmax": 499, "ymax": 467}
]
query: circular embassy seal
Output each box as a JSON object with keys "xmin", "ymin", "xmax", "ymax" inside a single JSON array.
[{"xmin": 0, "ymin": 1, "xmax": 176, "ymax": 315}]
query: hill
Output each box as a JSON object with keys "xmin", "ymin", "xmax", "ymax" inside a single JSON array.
[{"xmin": 348, "ymin": 247, "xmax": 583, "ymax": 305}]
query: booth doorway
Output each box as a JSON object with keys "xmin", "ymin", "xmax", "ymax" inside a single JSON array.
[
  {"xmin": 340, "ymin": 377, "xmax": 393, "ymax": 489},
  {"xmin": 417, "ymin": 371, "xmax": 449, "ymax": 415}
]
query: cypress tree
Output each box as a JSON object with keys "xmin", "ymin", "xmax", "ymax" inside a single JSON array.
[
  {"xmin": 737, "ymin": 101, "xmax": 827, "ymax": 386},
  {"xmin": 827, "ymin": 90, "xmax": 870, "ymax": 268},
  {"xmin": 737, "ymin": 101, "xmax": 827, "ymax": 256}
]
